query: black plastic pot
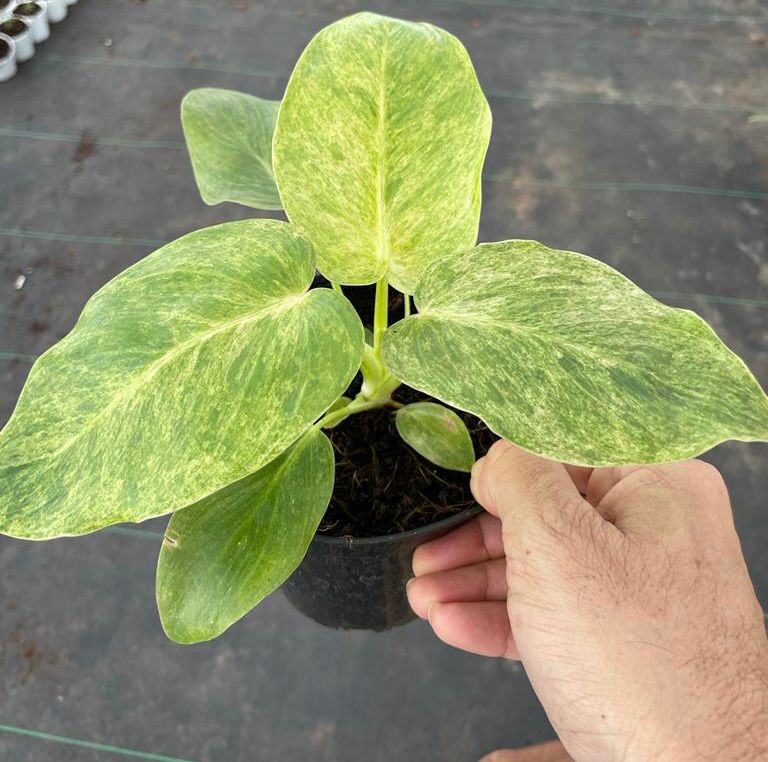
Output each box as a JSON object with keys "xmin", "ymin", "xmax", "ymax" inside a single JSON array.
[{"xmin": 283, "ymin": 504, "xmax": 482, "ymax": 631}]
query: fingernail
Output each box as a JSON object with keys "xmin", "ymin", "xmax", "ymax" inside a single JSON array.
[{"xmin": 426, "ymin": 601, "xmax": 439, "ymax": 621}]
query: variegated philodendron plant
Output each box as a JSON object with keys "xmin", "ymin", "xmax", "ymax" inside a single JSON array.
[{"xmin": 1, "ymin": 13, "xmax": 767, "ymax": 643}]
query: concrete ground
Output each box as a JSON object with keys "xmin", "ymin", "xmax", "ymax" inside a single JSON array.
[{"xmin": 1, "ymin": 1, "xmax": 767, "ymax": 760}]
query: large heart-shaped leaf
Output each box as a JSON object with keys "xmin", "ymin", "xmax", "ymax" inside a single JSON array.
[
  {"xmin": 0, "ymin": 220, "xmax": 363, "ymax": 538},
  {"xmin": 273, "ymin": 12, "xmax": 491, "ymax": 293},
  {"xmin": 182, "ymin": 88, "xmax": 282, "ymax": 210},
  {"xmin": 156, "ymin": 428, "xmax": 334, "ymax": 644},
  {"xmin": 395, "ymin": 402, "xmax": 475, "ymax": 472},
  {"xmin": 383, "ymin": 240, "xmax": 768, "ymax": 465}
]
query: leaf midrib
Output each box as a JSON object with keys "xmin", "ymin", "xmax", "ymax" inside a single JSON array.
[
  {"xmin": 34, "ymin": 292, "xmax": 310, "ymax": 464},
  {"xmin": 374, "ymin": 28, "xmax": 390, "ymax": 275},
  {"xmin": 414, "ymin": 309, "xmax": 680, "ymax": 393}
]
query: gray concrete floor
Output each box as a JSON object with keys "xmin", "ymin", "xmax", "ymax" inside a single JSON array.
[{"xmin": 1, "ymin": 1, "xmax": 768, "ymax": 760}]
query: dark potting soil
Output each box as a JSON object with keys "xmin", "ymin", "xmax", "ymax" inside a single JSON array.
[
  {"xmin": 0, "ymin": 18, "xmax": 27, "ymax": 37},
  {"xmin": 314, "ymin": 278, "xmax": 497, "ymax": 538},
  {"xmin": 13, "ymin": 3, "xmax": 41, "ymax": 17},
  {"xmin": 0, "ymin": 39, "xmax": 8, "ymax": 59}
]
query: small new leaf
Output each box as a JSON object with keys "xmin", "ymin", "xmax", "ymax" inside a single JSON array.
[
  {"xmin": 395, "ymin": 402, "xmax": 475, "ymax": 472},
  {"xmin": 383, "ymin": 240, "xmax": 768, "ymax": 466},
  {"xmin": 182, "ymin": 88, "xmax": 282, "ymax": 210},
  {"xmin": 156, "ymin": 429, "xmax": 334, "ymax": 644},
  {"xmin": 0, "ymin": 220, "xmax": 363, "ymax": 538},
  {"xmin": 274, "ymin": 12, "xmax": 491, "ymax": 292}
]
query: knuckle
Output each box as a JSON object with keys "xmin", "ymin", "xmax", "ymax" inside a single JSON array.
[
  {"xmin": 688, "ymin": 459, "xmax": 728, "ymax": 496},
  {"xmin": 675, "ymin": 460, "xmax": 732, "ymax": 527},
  {"xmin": 630, "ymin": 465, "xmax": 679, "ymax": 494},
  {"xmin": 486, "ymin": 439, "xmax": 511, "ymax": 465}
]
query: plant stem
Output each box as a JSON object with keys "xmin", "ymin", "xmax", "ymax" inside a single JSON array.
[
  {"xmin": 331, "ymin": 280, "xmax": 343, "ymax": 294},
  {"xmin": 322, "ymin": 277, "xmax": 402, "ymax": 431},
  {"xmin": 404, "ymin": 292, "xmax": 411, "ymax": 318},
  {"xmin": 316, "ymin": 397, "xmax": 382, "ymax": 429}
]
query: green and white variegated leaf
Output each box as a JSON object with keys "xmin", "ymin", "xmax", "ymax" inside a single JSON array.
[
  {"xmin": 156, "ymin": 428, "xmax": 334, "ymax": 644},
  {"xmin": 182, "ymin": 88, "xmax": 282, "ymax": 210},
  {"xmin": 395, "ymin": 402, "xmax": 475, "ymax": 472},
  {"xmin": 273, "ymin": 12, "xmax": 491, "ymax": 293},
  {"xmin": 383, "ymin": 240, "xmax": 768, "ymax": 466},
  {"xmin": 0, "ymin": 219, "xmax": 363, "ymax": 539}
]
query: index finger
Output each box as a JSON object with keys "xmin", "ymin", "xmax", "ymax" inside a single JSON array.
[{"xmin": 412, "ymin": 512, "xmax": 504, "ymax": 577}]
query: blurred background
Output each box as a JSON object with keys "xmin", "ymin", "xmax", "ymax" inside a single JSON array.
[{"xmin": 1, "ymin": 1, "xmax": 767, "ymax": 760}]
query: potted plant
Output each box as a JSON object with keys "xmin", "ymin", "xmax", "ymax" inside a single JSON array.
[
  {"xmin": 0, "ymin": 16, "xmax": 32, "ymax": 62},
  {"xmin": 12, "ymin": 1, "xmax": 48, "ymax": 43},
  {"xmin": 1, "ymin": 13, "xmax": 767, "ymax": 643},
  {"xmin": 0, "ymin": 31, "xmax": 15, "ymax": 81}
]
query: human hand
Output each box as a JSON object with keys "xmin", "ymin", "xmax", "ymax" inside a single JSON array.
[
  {"xmin": 407, "ymin": 441, "xmax": 768, "ymax": 762},
  {"xmin": 480, "ymin": 740, "xmax": 573, "ymax": 761}
]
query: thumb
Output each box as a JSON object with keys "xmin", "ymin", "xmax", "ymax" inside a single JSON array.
[{"xmin": 471, "ymin": 441, "xmax": 606, "ymax": 547}]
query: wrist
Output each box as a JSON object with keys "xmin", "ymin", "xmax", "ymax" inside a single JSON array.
[{"xmin": 654, "ymin": 650, "xmax": 768, "ymax": 762}]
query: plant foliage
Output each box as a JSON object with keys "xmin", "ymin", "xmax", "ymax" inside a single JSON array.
[{"xmin": 0, "ymin": 12, "xmax": 765, "ymax": 642}]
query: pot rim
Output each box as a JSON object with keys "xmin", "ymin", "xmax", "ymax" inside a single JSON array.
[
  {"xmin": 313, "ymin": 502, "xmax": 482, "ymax": 546},
  {"xmin": 0, "ymin": 31, "xmax": 14, "ymax": 61}
]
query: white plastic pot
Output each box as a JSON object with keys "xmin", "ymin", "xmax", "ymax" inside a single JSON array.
[
  {"xmin": 64, "ymin": 0, "xmax": 77, "ymax": 5},
  {"xmin": 0, "ymin": 17, "xmax": 32, "ymax": 62},
  {"xmin": 0, "ymin": 32, "xmax": 16, "ymax": 81},
  {"xmin": 45, "ymin": 0, "xmax": 66, "ymax": 23},
  {"xmin": 12, "ymin": 1, "xmax": 48, "ymax": 43},
  {"xmin": 0, "ymin": 0, "xmax": 14, "ymax": 22}
]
